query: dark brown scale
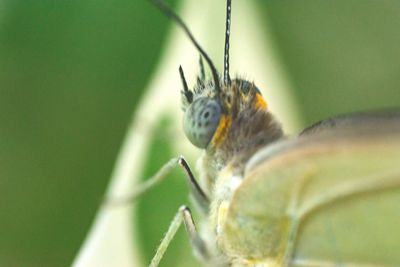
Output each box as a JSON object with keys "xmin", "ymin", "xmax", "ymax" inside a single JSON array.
[
  {"xmin": 218, "ymin": 108, "xmax": 283, "ymax": 170},
  {"xmin": 205, "ymin": 80, "xmax": 284, "ymax": 176}
]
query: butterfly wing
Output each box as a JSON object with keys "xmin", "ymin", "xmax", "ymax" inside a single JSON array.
[{"xmin": 221, "ymin": 112, "xmax": 400, "ymax": 266}]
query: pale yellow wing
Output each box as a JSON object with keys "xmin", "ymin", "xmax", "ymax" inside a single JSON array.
[{"xmin": 222, "ymin": 114, "xmax": 400, "ymax": 266}]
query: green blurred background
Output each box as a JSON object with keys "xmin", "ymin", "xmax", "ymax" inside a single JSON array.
[{"xmin": 1, "ymin": 0, "xmax": 400, "ymax": 266}]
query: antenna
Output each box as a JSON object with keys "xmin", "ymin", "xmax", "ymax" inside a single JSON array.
[
  {"xmin": 224, "ymin": 0, "xmax": 232, "ymax": 85},
  {"xmin": 151, "ymin": 0, "xmax": 221, "ymax": 93}
]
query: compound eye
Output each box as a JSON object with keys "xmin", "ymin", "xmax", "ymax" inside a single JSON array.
[{"xmin": 183, "ymin": 97, "xmax": 222, "ymax": 148}]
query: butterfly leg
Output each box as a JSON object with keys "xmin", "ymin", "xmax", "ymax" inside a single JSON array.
[
  {"xmin": 150, "ymin": 205, "xmax": 209, "ymax": 267},
  {"xmin": 105, "ymin": 156, "xmax": 209, "ymax": 211}
]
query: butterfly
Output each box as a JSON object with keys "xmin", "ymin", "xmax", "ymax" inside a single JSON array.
[{"xmin": 81, "ymin": 1, "xmax": 400, "ymax": 266}]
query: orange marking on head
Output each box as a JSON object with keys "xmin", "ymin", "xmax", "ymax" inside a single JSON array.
[
  {"xmin": 211, "ymin": 115, "xmax": 232, "ymax": 147},
  {"xmin": 255, "ymin": 93, "xmax": 268, "ymax": 109}
]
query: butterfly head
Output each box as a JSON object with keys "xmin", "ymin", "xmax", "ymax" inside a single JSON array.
[
  {"xmin": 181, "ymin": 73, "xmax": 269, "ymax": 151},
  {"xmin": 152, "ymin": 0, "xmax": 282, "ymax": 166}
]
